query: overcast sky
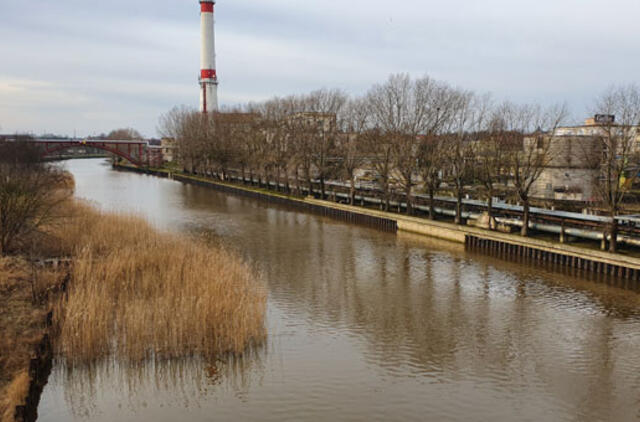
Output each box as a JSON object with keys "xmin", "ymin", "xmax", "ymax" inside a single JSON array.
[{"xmin": 1, "ymin": 0, "xmax": 639, "ymax": 137}]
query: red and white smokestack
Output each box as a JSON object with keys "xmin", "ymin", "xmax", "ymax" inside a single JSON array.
[{"xmin": 199, "ymin": 0, "xmax": 218, "ymax": 113}]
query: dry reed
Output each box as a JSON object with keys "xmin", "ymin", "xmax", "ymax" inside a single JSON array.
[{"xmin": 54, "ymin": 202, "xmax": 267, "ymax": 365}]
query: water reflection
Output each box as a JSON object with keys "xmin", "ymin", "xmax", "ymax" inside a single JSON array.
[
  {"xmin": 53, "ymin": 345, "xmax": 266, "ymax": 420},
  {"xmin": 39, "ymin": 160, "xmax": 640, "ymax": 422}
]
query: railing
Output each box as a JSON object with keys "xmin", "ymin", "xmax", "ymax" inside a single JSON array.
[{"xmin": 203, "ymin": 169, "xmax": 640, "ymax": 249}]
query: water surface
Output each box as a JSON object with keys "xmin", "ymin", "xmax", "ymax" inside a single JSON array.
[{"xmin": 39, "ymin": 159, "xmax": 640, "ymax": 421}]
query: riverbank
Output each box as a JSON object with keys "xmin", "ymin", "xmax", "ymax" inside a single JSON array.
[
  {"xmin": 1, "ymin": 198, "xmax": 267, "ymax": 421},
  {"xmin": 118, "ymin": 164, "xmax": 640, "ymax": 283},
  {"xmin": 0, "ymin": 258, "xmax": 62, "ymax": 422}
]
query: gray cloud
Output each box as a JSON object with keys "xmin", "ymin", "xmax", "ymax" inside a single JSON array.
[{"xmin": 1, "ymin": 0, "xmax": 639, "ymax": 136}]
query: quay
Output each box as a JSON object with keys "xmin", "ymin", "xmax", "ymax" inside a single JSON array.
[{"xmin": 117, "ymin": 165, "xmax": 640, "ymax": 285}]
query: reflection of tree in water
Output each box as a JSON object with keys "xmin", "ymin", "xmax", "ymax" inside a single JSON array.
[
  {"xmin": 56, "ymin": 344, "xmax": 266, "ymax": 419},
  {"xmin": 235, "ymin": 211, "xmax": 640, "ymax": 417}
]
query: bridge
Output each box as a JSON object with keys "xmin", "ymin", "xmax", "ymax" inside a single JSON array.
[{"xmin": 31, "ymin": 139, "xmax": 151, "ymax": 166}]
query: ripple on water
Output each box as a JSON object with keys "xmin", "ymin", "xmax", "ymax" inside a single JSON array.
[{"xmin": 38, "ymin": 159, "xmax": 640, "ymax": 422}]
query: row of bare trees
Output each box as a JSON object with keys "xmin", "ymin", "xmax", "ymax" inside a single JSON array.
[{"xmin": 159, "ymin": 74, "xmax": 640, "ymax": 252}]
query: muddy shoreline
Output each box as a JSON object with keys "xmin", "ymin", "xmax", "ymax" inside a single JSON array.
[
  {"xmin": 1, "ymin": 259, "xmax": 68, "ymax": 422},
  {"xmin": 13, "ymin": 333, "xmax": 53, "ymax": 422}
]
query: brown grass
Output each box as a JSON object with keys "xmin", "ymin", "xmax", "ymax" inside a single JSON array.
[
  {"xmin": 1, "ymin": 371, "xmax": 29, "ymax": 422},
  {"xmin": 0, "ymin": 258, "xmax": 52, "ymax": 422},
  {"xmin": 53, "ymin": 202, "xmax": 267, "ymax": 365}
]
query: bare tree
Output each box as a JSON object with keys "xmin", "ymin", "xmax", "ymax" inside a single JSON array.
[
  {"xmin": 158, "ymin": 106, "xmax": 207, "ymax": 174},
  {"xmin": 416, "ymin": 83, "xmax": 461, "ymax": 219},
  {"xmin": 444, "ymin": 90, "xmax": 487, "ymax": 225},
  {"xmin": 417, "ymin": 134, "xmax": 445, "ymax": 219},
  {"xmin": 366, "ymin": 74, "xmax": 439, "ymax": 213},
  {"xmin": 203, "ymin": 110, "xmax": 262, "ymax": 182},
  {"xmin": 363, "ymin": 128, "xmax": 394, "ymax": 211},
  {"xmin": 290, "ymin": 112, "xmax": 315, "ymax": 195},
  {"xmin": 158, "ymin": 106, "xmax": 190, "ymax": 141},
  {"xmin": 476, "ymin": 103, "xmax": 523, "ymax": 229},
  {"xmin": 306, "ymin": 89, "xmax": 347, "ymax": 199},
  {"xmin": 500, "ymin": 102, "xmax": 567, "ymax": 236},
  {"xmin": 262, "ymin": 99, "xmax": 291, "ymax": 192},
  {"xmin": 106, "ymin": 128, "xmax": 142, "ymax": 140},
  {"xmin": 338, "ymin": 98, "xmax": 370, "ymax": 205},
  {"xmin": 230, "ymin": 112, "xmax": 259, "ymax": 184},
  {"xmin": 190, "ymin": 113, "xmax": 215, "ymax": 175},
  {"xmin": 0, "ymin": 142, "xmax": 70, "ymax": 255},
  {"xmin": 588, "ymin": 85, "xmax": 640, "ymax": 252}
]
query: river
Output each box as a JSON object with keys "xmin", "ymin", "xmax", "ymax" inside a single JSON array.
[{"xmin": 38, "ymin": 158, "xmax": 640, "ymax": 421}]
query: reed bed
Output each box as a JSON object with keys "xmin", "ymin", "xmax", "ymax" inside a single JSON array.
[{"xmin": 54, "ymin": 203, "xmax": 267, "ymax": 365}]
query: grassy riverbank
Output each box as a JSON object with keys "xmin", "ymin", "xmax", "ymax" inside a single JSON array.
[
  {"xmin": 0, "ymin": 258, "xmax": 60, "ymax": 422},
  {"xmin": 0, "ymin": 199, "xmax": 267, "ymax": 421}
]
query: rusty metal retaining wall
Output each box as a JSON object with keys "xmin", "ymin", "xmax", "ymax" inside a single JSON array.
[{"xmin": 466, "ymin": 234, "xmax": 640, "ymax": 288}]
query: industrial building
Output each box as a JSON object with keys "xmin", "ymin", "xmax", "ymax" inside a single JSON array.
[{"xmin": 531, "ymin": 116, "xmax": 640, "ymax": 202}]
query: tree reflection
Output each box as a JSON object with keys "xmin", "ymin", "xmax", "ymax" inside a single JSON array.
[
  {"xmin": 54, "ymin": 344, "xmax": 266, "ymax": 419},
  {"xmin": 229, "ymin": 208, "xmax": 640, "ymax": 417}
]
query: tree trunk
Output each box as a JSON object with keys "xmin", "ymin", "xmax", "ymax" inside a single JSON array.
[
  {"xmin": 320, "ymin": 177, "xmax": 326, "ymax": 200},
  {"xmin": 349, "ymin": 175, "xmax": 356, "ymax": 205},
  {"xmin": 521, "ymin": 199, "xmax": 530, "ymax": 237},
  {"xmin": 384, "ymin": 183, "xmax": 390, "ymax": 212},
  {"xmin": 487, "ymin": 194, "xmax": 494, "ymax": 231},
  {"xmin": 305, "ymin": 166, "xmax": 313, "ymax": 197},
  {"xmin": 455, "ymin": 187, "xmax": 463, "ymax": 225},
  {"xmin": 428, "ymin": 187, "xmax": 435, "ymax": 220},
  {"xmin": 405, "ymin": 184, "xmax": 412, "ymax": 215},
  {"xmin": 609, "ymin": 211, "xmax": 618, "ymax": 253}
]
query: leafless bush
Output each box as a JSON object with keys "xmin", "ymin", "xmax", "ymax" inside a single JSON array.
[{"xmin": 0, "ymin": 142, "xmax": 71, "ymax": 256}]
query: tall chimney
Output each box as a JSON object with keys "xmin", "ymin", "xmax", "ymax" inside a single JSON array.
[{"xmin": 199, "ymin": 0, "xmax": 218, "ymax": 113}]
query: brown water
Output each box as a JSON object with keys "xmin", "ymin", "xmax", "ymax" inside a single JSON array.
[{"xmin": 38, "ymin": 159, "xmax": 640, "ymax": 422}]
